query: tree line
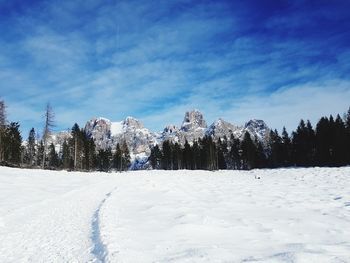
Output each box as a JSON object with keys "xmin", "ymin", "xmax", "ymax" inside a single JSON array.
[
  {"xmin": 0, "ymin": 100, "xmax": 130, "ymax": 172},
  {"xmin": 1, "ymin": 98, "xmax": 350, "ymax": 171},
  {"xmin": 149, "ymin": 109, "xmax": 350, "ymax": 170}
]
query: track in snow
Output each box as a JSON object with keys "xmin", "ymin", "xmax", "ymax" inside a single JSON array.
[
  {"xmin": 1, "ymin": 167, "xmax": 350, "ymax": 262},
  {"xmin": 91, "ymin": 188, "xmax": 116, "ymax": 263}
]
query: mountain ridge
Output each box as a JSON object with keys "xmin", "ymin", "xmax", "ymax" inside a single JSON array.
[{"xmin": 52, "ymin": 110, "xmax": 271, "ymax": 166}]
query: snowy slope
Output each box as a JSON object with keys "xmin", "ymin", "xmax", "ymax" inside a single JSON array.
[
  {"xmin": 1, "ymin": 166, "xmax": 350, "ymax": 262},
  {"xmin": 0, "ymin": 167, "xmax": 118, "ymax": 262}
]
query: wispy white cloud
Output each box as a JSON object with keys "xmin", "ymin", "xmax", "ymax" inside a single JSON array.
[
  {"xmin": 139, "ymin": 80, "xmax": 350, "ymax": 133},
  {"xmin": 0, "ymin": 0, "xmax": 349, "ymax": 135},
  {"xmin": 225, "ymin": 80, "xmax": 350, "ymax": 132}
]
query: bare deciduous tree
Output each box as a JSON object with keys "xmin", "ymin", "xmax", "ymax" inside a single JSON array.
[{"xmin": 42, "ymin": 103, "xmax": 55, "ymax": 169}]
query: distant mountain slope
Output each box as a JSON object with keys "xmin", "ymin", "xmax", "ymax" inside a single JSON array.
[{"xmin": 50, "ymin": 110, "xmax": 271, "ymax": 165}]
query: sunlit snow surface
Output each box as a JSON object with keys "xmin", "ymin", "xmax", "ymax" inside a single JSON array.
[
  {"xmin": 0, "ymin": 167, "xmax": 349, "ymax": 262},
  {"xmin": 110, "ymin": 121, "xmax": 124, "ymax": 136}
]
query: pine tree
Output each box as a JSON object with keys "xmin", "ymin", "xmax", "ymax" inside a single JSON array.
[
  {"xmin": 161, "ymin": 140, "xmax": 171, "ymax": 170},
  {"xmin": 121, "ymin": 141, "xmax": 131, "ymax": 171},
  {"xmin": 198, "ymin": 136, "xmax": 217, "ymax": 170},
  {"xmin": 281, "ymin": 127, "xmax": 291, "ymax": 166},
  {"xmin": 217, "ymin": 137, "xmax": 227, "ymax": 169},
  {"xmin": 61, "ymin": 140, "xmax": 72, "ymax": 169},
  {"xmin": 305, "ymin": 120, "xmax": 316, "ymax": 166},
  {"xmin": 241, "ymin": 132, "xmax": 256, "ymax": 170},
  {"xmin": 197, "ymin": 138, "xmax": 205, "ymax": 169},
  {"xmin": 37, "ymin": 140, "xmax": 45, "ymax": 167},
  {"xmin": 211, "ymin": 136, "xmax": 219, "ymax": 170},
  {"xmin": 315, "ymin": 117, "xmax": 330, "ymax": 166},
  {"xmin": 71, "ymin": 123, "xmax": 83, "ymax": 170},
  {"xmin": 4, "ymin": 122, "xmax": 22, "ymax": 165},
  {"xmin": 292, "ymin": 119, "xmax": 315, "ymax": 166},
  {"xmin": 26, "ymin": 128, "xmax": 36, "ymax": 166},
  {"xmin": 182, "ymin": 140, "xmax": 192, "ymax": 170},
  {"xmin": 192, "ymin": 140, "xmax": 201, "ymax": 170},
  {"xmin": 0, "ymin": 99, "xmax": 6, "ymax": 163},
  {"xmin": 333, "ymin": 114, "xmax": 347, "ymax": 166},
  {"xmin": 228, "ymin": 135, "xmax": 241, "ymax": 169},
  {"xmin": 202, "ymin": 138, "xmax": 208, "ymax": 170},
  {"xmin": 345, "ymin": 107, "xmax": 350, "ymax": 164},
  {"xmin": 254, "ymin": 138, "xmax": 266, "ymax": 168},
  {"xmin": 172, "ymin": 142, "xmax": 182, "ymax": 170},
  {"xmin": 113, "ymin": 143, "xmax": 123, "ymax": 171},
  {"xmin": 86, "ymin": 138, "xmax": 96, "ymax": 171},
  {"xmin": 268, "ymin": 129, "xmax": 283, "ymax": 168},
  {"xmin": 210, "ymin": 137, "xmax": 218, "ymax": 170},
  {"xmin": 97, "ymin": 148, "xmax": 112, "ymax": 172},
  {"xmin": 149, "ymin": 144, "xmax": 161, "ymax": 169},
  {"xmin": 48, "ymin": 143, "xmax": 59, "ymax": 168}
]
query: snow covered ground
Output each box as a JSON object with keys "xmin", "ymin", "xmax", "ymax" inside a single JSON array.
[{"xmin": 0, "ymin": 167, "xmax": 349, "ymax": 262}]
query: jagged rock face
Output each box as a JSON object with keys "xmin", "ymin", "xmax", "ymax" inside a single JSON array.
[
  {"xmin": 50, "ymin": 110, "xmax": 271, "ymax": 169},
  {"xmin": 244, "ymin": 119, "xmax": 270, "ymax": 142},
  {"xmin": 85, "ymin": 117, "xmax": 113, "ymax": 150},
  {"xmin": 163, "ymin": 125, "xmax": 178, "ymax": 134},
  {"xmin": 123, "ymin": 116, "xmax": 144, "ymax": 130},
  {"xmin": 181, "ymin": 110, "xmax": 207, "ymax": 131},
  {"xmin": 206, "ymin": 118, "xmax": 242, "ymax": 140},
  {"xmin": 177, "ymin": 128, "xmax": 206, "ymax": 145},
  {"xmin": 160, "ymin": 110, "xmax": 208, "ymax": 145},
  {"xmin": 84, "ymin": 116, "xmax": 157, "ymax": 157},
  {"xmin": 206, "ymin": 118, "xmax": 270, "ymax": 145},
  {"xmin": 161, "ymin": 125, "xmax": 180, "ymax": 143},
  {"xmin": 113, "ymin": 118, "xmax": 157, "ymax": 156},
  {"xmin": 179, "ymin": 110, "xmax": 207, "ymax": 144}
]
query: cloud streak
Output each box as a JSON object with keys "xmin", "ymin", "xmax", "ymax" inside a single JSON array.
[{"xmin": 0, "ymin": 0, "xmax": 349, "ymax": 135}]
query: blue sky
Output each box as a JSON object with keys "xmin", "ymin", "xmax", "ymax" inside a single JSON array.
[{"xmin": 1, "ymin": 0, "xmax": 350, "ymax": 136}]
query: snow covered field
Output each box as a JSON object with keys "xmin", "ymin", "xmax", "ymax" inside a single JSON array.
[{"xmin": 0, "ymin": 167, "xmax": 349, "ymax": 262}]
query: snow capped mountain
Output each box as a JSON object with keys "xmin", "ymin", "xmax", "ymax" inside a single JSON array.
[
  {"xmin": 159, "ymin": 110, "xmax": 270, "ymax": 147},
  {"xmin": 244, "ymin": 119, "xmax": 270, "ymax": 143},
  {"xmin": 85, "ymin": 117, "xmax": 114, "ymax": 150},
  {"xmin": 163, "ymin": 124, "xmax": 179, "ymax": 134},
  {"xmin": 113, "ymin": 117, "xmax": 157, "ymax": 156},
  {"xmin": 206, "ymin": 118, "xmax": 270, "ymax": 143},
  {"xmin": 49, "ymin": 110, "xmax": 270, "ymax": 168},
  {"xmin": 159, "ymin": 110, "xmax": 208, "ymax": 145},
  {"xmin": 206, "ymin": 118, "xmax": 242, "ymax": 139},
  {"xmin": 161, "ymin": 125, "xmax": 180, "ymax": 143},
  {"xmin": 84, "ymin": 116, "xmax": 157, "ymax": 159},
  {"xmin": 84, "ymin": 110, "xmax": 270, "ymax": 154},
  {"xmin": 181, "ymin": 109, "xmax": 207, "ymax": 131}
]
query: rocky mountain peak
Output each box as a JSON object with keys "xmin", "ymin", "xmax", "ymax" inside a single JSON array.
[
  {"xmin": 163, "ymin": 124, "xmax": 178, "ymax": 134},
  {"xmin": 181, "ymin": 109, "xmax": 207, "ymax": 131},
  {"xmin": 123, "ymin": 116, "xmax": 144, "ymax": 129},
  {"xmin": 50, "ymin": 110, "xmax": 272, "ymax": 169},
  {"xmin": 85, "ymin": 117, "xmax": 111, "ymax": 136},
  {"xmin": 84, "ymin": 117, "xmax": 113, "ymax": 149},
  {"xmin": 244, "ymin": 119, "xmax": 270, "ymax": 142},
  {"xmin": 245, "ymin": 119, "xmax": 268, "ymax": 131},
  {"xmin": 206, "ymin": 118, "xmax": 242, "ymax": 139}
]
